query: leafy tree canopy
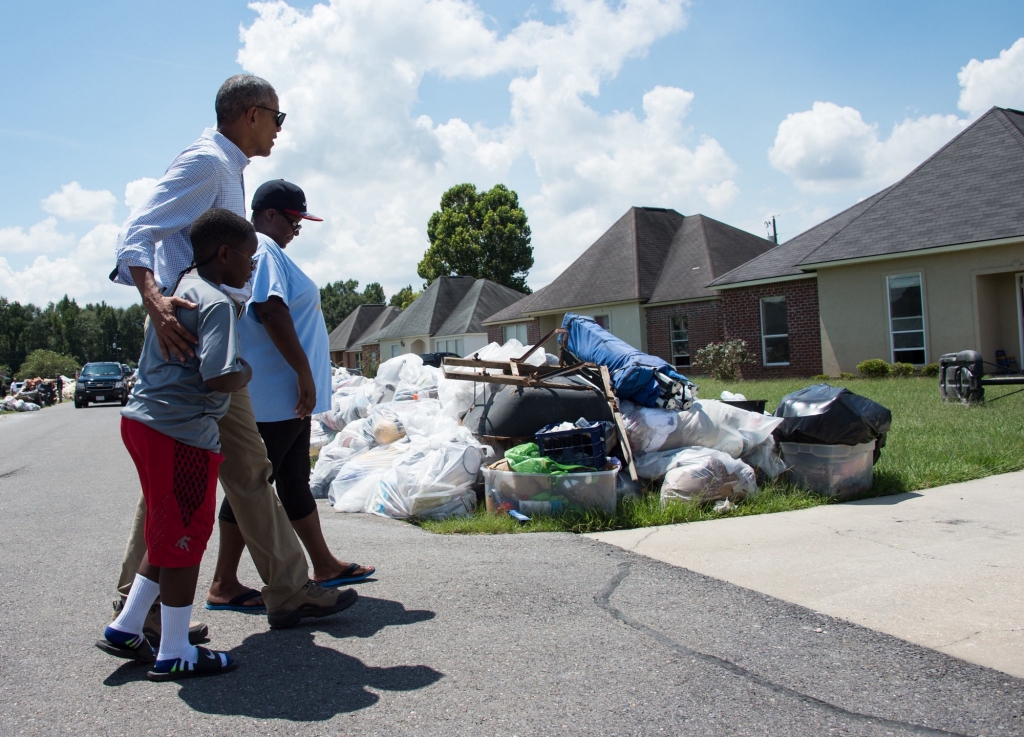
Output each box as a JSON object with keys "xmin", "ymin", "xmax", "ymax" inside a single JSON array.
[
  {"xmin": 18, "ymin": 349, "xmax": 80, "ymax": 379},
  {"xmin": 418, "ymin": 183, "xmax": 533, "ymax": 293},
  {"xmin": 0, "ymin": 296, "xmax": 145, "ymax": 372},
  {"xmin": 319, "ymin": 280, "xmax": 387, "ymax": 332},
  {"xmin": 389, "ymin": 285, "xmax": 421, "ymax": 310}
]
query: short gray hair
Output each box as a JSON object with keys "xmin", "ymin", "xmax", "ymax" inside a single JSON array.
[{"xmin": 215, "ymin": 74, "xmax": 276, "ymax": 126}]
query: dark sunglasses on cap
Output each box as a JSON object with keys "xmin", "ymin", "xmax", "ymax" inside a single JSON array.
[{"xmin": 255, "ymin": 105, "xmax": 286, "ymax": 127}]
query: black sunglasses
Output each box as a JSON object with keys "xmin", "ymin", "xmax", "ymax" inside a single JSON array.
[
  {"xmin": 255, "ymin": 105, "xmax": 286, "ymax": 127},
  {"xmin": 230, "ymin": 247, "xmax": 258, "ymax": 270}
]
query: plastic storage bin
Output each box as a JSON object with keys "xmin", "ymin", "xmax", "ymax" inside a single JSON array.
[
  {"xmin": 534, "ymin": 422, "xmax": 609, "ymax": 468},
  {"xmin": 779, "ymin": 441, "xmax": 874, "ymax": 500},
  {"xmin": 483, "ymin": 465, "xmax": 619, "ymax": 515}
]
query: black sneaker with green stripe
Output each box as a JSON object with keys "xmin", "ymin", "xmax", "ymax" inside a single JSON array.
[{"xmin": 96, "ymin": 625, "xmax": 156, "ymax": 663}]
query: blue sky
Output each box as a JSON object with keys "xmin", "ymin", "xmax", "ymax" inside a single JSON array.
[{"xmin": 2, "ymin": 0, "xmax": 1023, "ymax": 306}]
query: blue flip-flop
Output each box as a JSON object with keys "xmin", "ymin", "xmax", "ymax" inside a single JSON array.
[
  {"xmin": 318, "ymin": 563, "xmax": 375, "ymax": 587},
  {"xmin": 205, "ymin": 588, "xmax": 266, "ymax": 612}
]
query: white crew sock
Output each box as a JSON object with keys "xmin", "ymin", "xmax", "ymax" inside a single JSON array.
[
  {"xmin": 157, "ymin": 603, "xmax": 198, "ymax": 665},
  {"xmin": 110, "ymin": 574, "xmax": 160, "ymax": 636}
]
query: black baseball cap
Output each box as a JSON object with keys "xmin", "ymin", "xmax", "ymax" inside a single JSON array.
[{"xmin": 250, "ymin": 179, "xmax": 323, "ymax": 221}]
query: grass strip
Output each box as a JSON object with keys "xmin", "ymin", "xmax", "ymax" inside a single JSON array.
[{"xmin": 418, "ymin": 376, "xmax": 1024, "ymax": 535}]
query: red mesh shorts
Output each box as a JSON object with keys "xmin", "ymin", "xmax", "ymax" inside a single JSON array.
[{"xmin": 121, "ymin": 417, "xmax": 224, "ymax": 568}]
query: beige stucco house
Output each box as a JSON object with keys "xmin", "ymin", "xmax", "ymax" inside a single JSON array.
[{"xmin": 709, "ymin": 106, "xmax": 1024, "ymax": 377}]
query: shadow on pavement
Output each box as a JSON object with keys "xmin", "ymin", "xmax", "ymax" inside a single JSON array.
[
  {"xmin": 103, "ymin": 596, "xmax": 443, "ymax": 720},
  {"xmin": 850, "ymin": 491, "xmax": 923, "ymax": 505}
]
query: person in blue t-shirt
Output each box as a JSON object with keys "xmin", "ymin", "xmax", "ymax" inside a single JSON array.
[{"xmin": 207, "ymin": 181, "xmax": 374, "ymax": 611}]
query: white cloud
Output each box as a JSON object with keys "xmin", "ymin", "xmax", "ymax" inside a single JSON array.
[
  {"xmin": 958, "ymin": 37, "xmax": 1024, "ymax": 118},
  {"xmin": 40, "ymin": 181, "xmax": 118, "ymax": 223},
  {"xmin": 0, "ymin": 217, "xmax": 76, "ymax": 255},
  {"xmin": 124, "ymin": 178, "xmax": 159, "ymax": 212},
  {"xmin": 236, "ymin": 0, "xmax": 737, "ymax": 294},
  {"xmin": 768, "ymin": 102, "xmax": 965, "ymax": 193},
  {"xmin": 768, "ymin": 40, "xmax": 1024, "ymax": 193},
  {"xmin": 0, "ymin": 223, "xmax": 125, "ymax": 305}
]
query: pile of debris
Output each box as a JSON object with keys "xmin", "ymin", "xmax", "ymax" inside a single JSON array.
[{"xmin": 308, "ymin": 313, "xmax": 892, "ymax": 521}]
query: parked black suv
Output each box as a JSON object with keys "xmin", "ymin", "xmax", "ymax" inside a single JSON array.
[
  {"xmin": 419, "ymin": 352, "xmax": 460, "ymax": 368},
  {"xmin": 75, "ymin": 362, "xmax": 129, "ymax": 408}
]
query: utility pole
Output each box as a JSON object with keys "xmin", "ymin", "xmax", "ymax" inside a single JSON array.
[{"xmin": 764, "ymin": 216, "xmax": 778, "ymax": 245}]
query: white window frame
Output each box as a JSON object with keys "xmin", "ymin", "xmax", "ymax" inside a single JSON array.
[
  {"xmin": 354, "ymin": 352, "xmax": 362, "ymax": 370},
  {"xmin": 434, "ymin": 338, "xmax": 464, "ymax": 356},
  {"xmin": 670, "ymin": 315, "xmax": 690, "ymax": 367},
  {"xmin": 760, "ymin": 296, "xmax": 790, "ymax": 366},
  {"xmin": 502, "ymin": 323, "xmax": 529, "ymax": 344},
  {"xmin": 886, "ymin": 272, "xmax": 927, "ymax": 365},
  {"xmin": 391, "ymin": 345, "xmax": 399, "ymax": 358},
  {"xmin": 592, "ymin": 314, "xmax": 611, "ymax": 331}
]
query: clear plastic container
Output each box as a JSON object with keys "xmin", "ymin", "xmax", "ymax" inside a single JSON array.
[
  {"xmin": 483, "ymin": 466, "xmax": 619, "ymax": 515},
  {"xmin": 779, "ymin": 441, "xmax": 875, "ymax": 500}
]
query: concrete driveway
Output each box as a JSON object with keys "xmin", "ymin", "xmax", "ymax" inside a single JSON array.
[
  {"xmin": 590, "ymin": 472, "xmax": 1024, "ymax": 678},
  {"xmin": 1, "ymin": 402, "xmax": 1022, "ymax": 736}
]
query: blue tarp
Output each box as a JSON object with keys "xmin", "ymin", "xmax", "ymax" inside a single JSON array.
[{"xmin": 561, "ymin": 313, "xmax": 691, "ymax": 407}]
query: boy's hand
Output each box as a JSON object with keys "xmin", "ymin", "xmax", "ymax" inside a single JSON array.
[{"xmin": 295, "ymin": 369, "xmax": 316, "ymax": 418}]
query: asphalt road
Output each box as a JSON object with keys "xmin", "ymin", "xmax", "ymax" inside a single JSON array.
[{"xmin": 1, "ymin": 402, "xmax": 1022, "ymax": 736}]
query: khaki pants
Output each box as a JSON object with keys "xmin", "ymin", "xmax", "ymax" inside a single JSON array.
[{"xmin": 116, "ymin": 387, "xmax": 309, "ymax": 609}]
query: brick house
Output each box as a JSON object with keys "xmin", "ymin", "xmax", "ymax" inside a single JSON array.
[
  {"xmin": 482, "ymin": 206, "xmax": 776, "ymax": 373},
  {"xmin": 710, "ymin": 107, "xmax": 1024, "ymax": 376}
]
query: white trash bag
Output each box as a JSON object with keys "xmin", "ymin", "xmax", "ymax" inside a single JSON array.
[
  {"xmin": 650, "ymin": 447, "xmax": 758, "ymax": 504},
  {"xmin": 329, "ymin": 442, "xmax": 413, "ymax": 512},
  {"xmin": 364, "ymin": 432, "xmax": 489, "ymax": 519},
  {"xmin": 741, "ymin": 434, "xmax": 786, "ymax": 480}
]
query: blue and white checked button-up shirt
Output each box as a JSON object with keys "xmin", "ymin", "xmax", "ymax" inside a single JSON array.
[{"xmin": 114, "ymin": 128, "xmax": 250, "ymax": 289}]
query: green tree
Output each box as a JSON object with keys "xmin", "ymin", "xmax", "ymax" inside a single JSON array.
[
  {"xmin": 418, "ymin": 183, "xmax": 533, "ymax": 293},
  {"xmin": 319, "ymin": 280, "xmax": 389, "ymax": 331},
  {"xmin": 389, "ymin": 285, "xmax": 421, "ymax": 310},
  {"xmin": 363, "ymin": 282, "xmax": 386, "ymax": 305},
  {"xmin": 17, "ymin": 349, "xmax": 80, "ymax": 379}
]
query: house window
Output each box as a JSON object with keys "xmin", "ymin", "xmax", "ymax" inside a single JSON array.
[
  {"xmin": 434, "ymin": 338, "xmax": 464, "ymax": 356},
  {"xmin": 887, "ymin": 273, "xmax": 926, "ymax": 364},
  {"xmin": 670, "ymin": 315, "xmax": 690, "ymax": 367},
  {"xmin": 502, "ymin": 323, "xmax": 529, "ymax": 344},
  {"xmin": 354, "ymin": 352, "xmax": 362, "ymax": 370},
  {"xmin": 592, "ymin": 314, "xmax": 610, "ymax": 330},
  {"xmin": 391, "ymin": 345, "xmax": 399, "ymax": 358},
  {"xmin": 760, "ymin": 296, "xmax": 790, "ymax": 365}
]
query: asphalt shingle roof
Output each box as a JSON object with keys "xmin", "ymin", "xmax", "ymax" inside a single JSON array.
[
  {"xmin": 711, "ymin": 107, "xmax": 1024, "ymax": 287},
  {"xmin": 520, "ymin": 207, "xmax": 774, "ymax": 314},
  {"xmin": 328, "ymin": 304, "xmax": 401, "ymax": 352},
  {"xmin": 481, "ymin": 285, "xmax": 550, "ymax": 324},
  {"xmin": 372, "ymin": 276, "xmax": 525, "ymax": 341}
]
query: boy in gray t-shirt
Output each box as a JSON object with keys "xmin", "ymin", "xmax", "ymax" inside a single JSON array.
[{"xmin": 97, "ymin": 209, "xmax": 256, "ymax": 681}]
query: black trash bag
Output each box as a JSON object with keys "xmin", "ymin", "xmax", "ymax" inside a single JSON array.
[{"xmin": 772, "ymin": 384, "xmax": 892, "ymax": 459}]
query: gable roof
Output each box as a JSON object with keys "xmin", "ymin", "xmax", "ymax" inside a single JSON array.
[
  {"xmin": 372, "ymin": 275, "xmax": 526, "ymax": 341},
  {"xmin": 522, "ymin": 207, "xmax": 775, "ymax": 313},
  {"xmin": 711, "ymin": 107, "xmax": 1024, "ymax": 288},
  {"xmin": 328, "ymin": 304, "xmax": 401, "ymax": 352}
]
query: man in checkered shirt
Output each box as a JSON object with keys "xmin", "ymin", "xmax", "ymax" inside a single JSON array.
[{"xmin": 111, "ymin": 74, "xmax": 359, "ymax": 634}]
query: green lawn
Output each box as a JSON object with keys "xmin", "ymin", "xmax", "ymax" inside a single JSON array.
[{"xmin": 418, "ymin": 376, "xmax": 1024, "ymax": 534}]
